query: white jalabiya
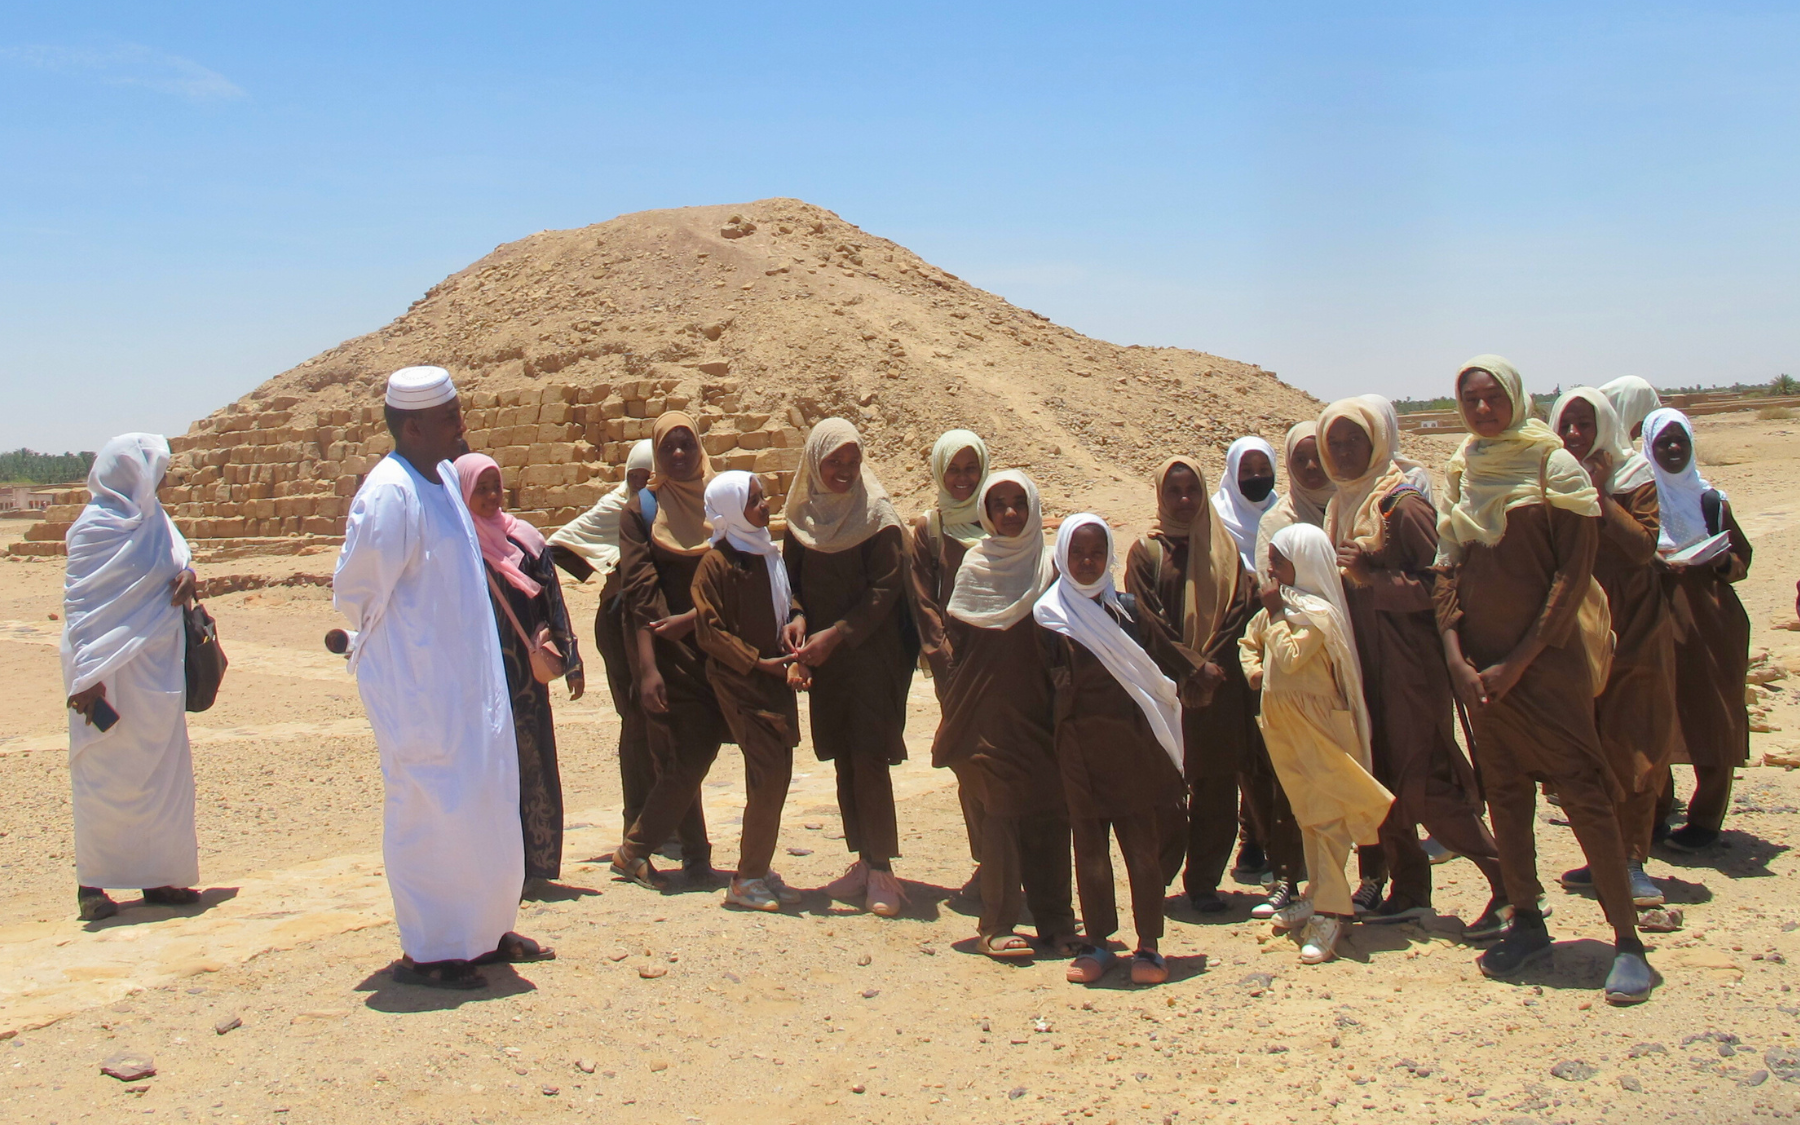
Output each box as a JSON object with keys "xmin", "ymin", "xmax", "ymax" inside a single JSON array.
[
  {"xmin": 334, "ymin": 453, "xmax": 522, "ymax": 963},
  {"xmin": 61, "ymin": 434, "xmax": 198, "ymax": 890},
  {"xmin": 1600, "ymin": 376, "xmax": 1662, "ymax": 446},
  {"xmin": 547, "ymin": 439, "xmax": 654, "ymax": 575},
  {"xmin": 1211, "ymin": 436, "xmax": 1279, "ymax": 571},
  {"xmin": 946, "ymin": 470, "xmax": 1053, "ymax": 630},
  {"xmin": 1032, "ymin": 514, "xmax": 1184, "ymax": 771},
  {"xmin": 1642, "ymin": 408, "xmax": 1726, "ymax": 554},
  {"xmin": 1548, "ymin": 387, "xmax": 1655, "ymax": 494},
  {"xmin": 1268, "ymin": 523, "xmax": 1372, "ymax": 770},
  {"xmin": 704, "ymin": 470, "xmax": 792, "ymax": 630}
]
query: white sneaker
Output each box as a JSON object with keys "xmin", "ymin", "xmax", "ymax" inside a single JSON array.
[
  {"xmin": 764, "ymin": 869, "xmax": 804, "ymax": 905},
  {"xmin": 1300, "ymin": 915, "xmax": 1342, "ymax": 964},
  {"xmin": 1272, "ymin": 897, "xmax": 1315, "ymax": 932},
  {"xmin": 1251, "ymin": 880, "xmax": 1296, "ymax": 920},
  {"xmin": 824, "ymin": 861, "xmax": 869, "ymax": 901},
  {"xmin": 724, "ymin": 878, "xmax": 781, "ymax": 912}
]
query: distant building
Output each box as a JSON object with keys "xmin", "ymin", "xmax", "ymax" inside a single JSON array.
[{"xmin": 0, "ymin": 485, "xmax": 69, "ymax": 512}]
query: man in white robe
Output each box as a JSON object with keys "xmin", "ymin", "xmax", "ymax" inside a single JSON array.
[
  {"xmin": 62, "ymin": 433, "xmax": 202, "ymax": 921},
  {"xmin": 334, "ymin": 366, "xmax": 546, "ymax": 988}
]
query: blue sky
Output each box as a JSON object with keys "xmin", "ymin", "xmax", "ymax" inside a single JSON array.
[{"xmin": 3, "ymin": 3, "xmax": 1796, "ymax": 453}]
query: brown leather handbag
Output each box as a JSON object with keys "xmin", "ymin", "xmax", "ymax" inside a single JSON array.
[{"xmin": 485, "ymin": 572, "xmax": 566, "ymax": 684}]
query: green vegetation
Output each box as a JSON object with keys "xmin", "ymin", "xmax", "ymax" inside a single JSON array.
[
  {"xmin": 1393, "ymin": 374, "xmax": 1798, "ymax": 414},
  {"xmin": 0, "ymin": 448, "xmax": 95, "ymax": 485}
]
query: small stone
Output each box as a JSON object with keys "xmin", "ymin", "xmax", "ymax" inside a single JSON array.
[
  {"xmin": 1550, "ymin": 1060, "xmax": 1598, "ymax": 1082},
  {"xmin": 608, "ymin": 949, "xmax": 630, "ymax": 961},
  {"xmin": 1239, "ymin": 972, "xmax": 1275, "ymax": 997},
  {"xmin": 1764, "ymin": 1047, "xmax": 1800, "ymax": 1079},
  {"xmin": 1619, "ymin": 1076, "xmax": 1642, "ymax": 1092},
  {"xmin": 1627, "ymin": 1042, "xmax": 1667, "ymax": 1059},
  {"xmin": 1008, "ymin": 1086, "xmax": 1027, "ymax": 1100},
  {"xmin": 213, "ymin": 1015, "xmax": 241, "ymax": 1035},
  {"xmin": 851, "ymin": 1083, "xmax": 866, "ymax": 1094},
  {"xmin": 541, "ymin": 1085, "xmax": 559, "ymax": 1096},
  {"xmin": 101, "ymin": 1052, "xmax": 156, "ymax": 1082},
  {"xmin": 649, "ymin": 1059, "xmax": 669, "ymax": 1072},
  {"xmin": 575, "ymin": 1059, "xmax": 596, "ymax": 1074},
  {"xmin": 1743, "ymin": 1070, "xmax": 1770, "ymax": 1087},
  {"xmin": 786, "ymin": 847, "xmax": 813, "ymax": 856},
  {"xmin": 857, "ymin": 953, "xmax": 872, "ymax": 967},
  {"xmin": 861, "ymin": 988, "xmax": 879, "ymax": 999},
  {"xmin": 639, "ymin": 965, "xmax": 668, "ymax": 979},
  {"xmin": 804, "ymin": 823, "xmax": 823, "ymax": 830}
]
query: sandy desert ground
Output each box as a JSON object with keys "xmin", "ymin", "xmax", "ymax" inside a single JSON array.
[{"xmin": 2, "ymin": 412, "xmax": 1799, "ymax": 1125}]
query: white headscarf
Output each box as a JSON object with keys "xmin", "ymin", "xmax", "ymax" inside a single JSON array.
[
  {"xmin": 704, "ymin": 470, "xmax": 793, "ymax": 632},
  {"xmin": 61, "ymin": 434, "xmax": 191, "ymax": 696},
  {"xmin": 946, "ymin": 470, "xmax": 1053, "ymax": 630},
  {"xmin": 1360, "ymin": 393, "xmax": 1434, "ymax": 505},
  {"xmin": 1267, "ymin": 523, "xmax": 1372, "ymax": 769},
  {"xmin": 1032, "ymin": 514, "xmax": 1183, "ymax": 771},
  {"xmin": 1600, "ymin": 376, "xmax": 1662, "ymax": 446},
  {"xmin": 1548, "ymin": 387, "xmax": 1655, "ymax": 495},
  {"xmin": 783, "ymin": 418, "xmax": 901, "ymax": 553},
  {"xmin": 930, "ymin": 429, "xmax": 989, "ymax": 547},
  {"xmin": 1642, "ymin": 409, "xmax": 1725, "ymax": 554},
  {"xmin": 1211, "ymin": 435, "xmax": 1279, "ymax": 571},
  {"xmin": 548, "ymin": 439, "xmax": 653, "ymax": 573}
]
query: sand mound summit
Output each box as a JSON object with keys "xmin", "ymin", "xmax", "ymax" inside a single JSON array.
[{"xmin": 24, "ymin": 198, "xmax": 1320, "ymax": 554}]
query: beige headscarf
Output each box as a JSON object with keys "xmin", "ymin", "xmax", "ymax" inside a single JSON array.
[
  {"xmin": 1253, "ymin": 422, "xmax": 1336, "ymax": 580},
  {"xmin": 783, "ymin": 418, "xmax": 901, "ymax": 553},
  {"xmin": 1151, "ymin": 456, "xmax": 1243, "ymax": 652},
  {"xmin": 647, "ymin": 413, "xmax": 716, "ymax": 556},
  {"xmin": 946, "ymin": 470, "xmax": 1053, "ymax": 630},
  {"xmin": 548, "ymin": 438, "xmax": 654, "ymax": 573},
  {"xmin": 1319, "ymin": 397, "xmax": 1412, "ymax": 551},
  {"xmin": 1439, "ymin": 355, "xmax": 1599, "ymax": 561},
  {"xmin": 929, "ymin": 429, "xmax": 989, "ymax": 547}
]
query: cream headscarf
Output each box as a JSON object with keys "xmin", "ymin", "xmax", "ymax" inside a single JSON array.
[
  {"xmin": 1439, "ymin": 355, "xmax": 1599, "ymax": 561},
  {"xmin": 929, "ymin": 429, "xmax": 989, "ymax": 547},
  {"xmin": 704, "ymin": 470, "xmax": 793, "ymax": 630},
  {"xmin": 1152, "ymin": 456, "xmax": 1244, "ymax": 654},
  {"xmin": 1211, "ymin": 436, "xmax": 1280, "ymax": 571},
  {"xmin": 1361, "ymin": 393, "xmax": 1434, "ymax": 505},
  {"xmin": 647, "ymin": 413, "xmax": 716, "ymax": 556},
  {"xmin": 1319, "ymin": 397, "xmax": 1413, "ymax": 552},
  {"xmin": 1548, "ymin": 387, "xmax": 1655, "ymax": 495},
  {"xmin": 548, "ymin": 439, "xmax": 654, "ymax": 574},
  {"xmin": 1254, "ymin": 422, "xmax": 1335, "ymax": 581},
  {"xmin": 1032, "ymin": 514, "xmax": 1184, "ymax": 771},
  {"xmin": 1268, "ymin": 522, "xmax": 1372, "ymax": 770},
  {"xmin": 946, "ymin": 470, "xmax": 1053, "ymax": 630},
  {"xmin": 1642, "ymin": 408, "xmax": 1726, "ymax": 555},
  {"xmin": 783, "ymin": 418, "xmax": 901, "ymax": 553},
  {"xmin": 1600, "ymin": 376, "xmax": 1662, "ymax": 446}
]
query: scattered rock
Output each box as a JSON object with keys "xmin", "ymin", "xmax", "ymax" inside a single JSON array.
[
  {"xmin": 851, "ymin": 1082, "xmax": 866, "ymax": 1094},
  {"xmin": 1619, "ymin": 1075, "xmax": 1643, "ymax": 1092},
  {"xmin": 1765, "ymin": 1048, "xmax": 1800, "ymax": 1080},
  {"xmin": 541, "ymin": 1085, "xmax": 559, "ymax": 1096},
  {"xmin": 639, "ymin": 965, "xmax": 668, "ymax": 979},
  {"xmin": 213, "ymin": 1015, "xmax": 241, "ymax": 1036},
  {"xmin": 857, "ymin": 953, "xmax": 872, "ymax": 967},
  {"xmin": 1008, "ymin": 1086, "xmax": 1027, "ymax": 1100},
  {"xmin": 1238, "ymin": 972, "xmax": 1275, "ymax": 997},
  {"xmin": 1627, "ymin": 1042, "xmax": 1667, "ymax": 1059},
  {"xmin": 1550, "ymin": 1060, "xmax": 1598, "ymax": 1082},
  {"xmin": 804, "ymin": 822, "xmax": 823, "ymax": 830},
  {"xmin": 1636, "ymin": 907, "xmax": 1684, "ymax": 933},
  {"xmin": 649, "ymin": 1058, "xmax": 669, "ymax": 1072},
  {"xmin": 575, "ymin": 1059, "xmax": 596, "ymax": 1074},
  {"xmin": 861, "ymin": 988, "xmax": 879, "ymax": 999},
  {"xmin": 101, "ymin": 1052, "xmax": 156, "ymax": 1082},
  {"xmin": 1744, "ymin": 1070, "xmax": 1771, "ymax": 1087},
  {"xmin": 786, "ymin": 847, "xmax": 813, "ymax": 856},
  {"xmin": 608, "ymin": 949, "xmax": 630, "ymax": 962}
]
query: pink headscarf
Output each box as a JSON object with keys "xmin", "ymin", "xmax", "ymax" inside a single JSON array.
[{"xmin": 454, "ymin": 453, "xmax": 546, "ymax": 596}]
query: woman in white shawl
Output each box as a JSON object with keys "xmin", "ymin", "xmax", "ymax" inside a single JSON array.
[
  {"xmin": 1600, "ymin": 376, "xmax": 1662, "ymax": 444},
  {"xmin": 1212, "ymin": 435, "xmax": 1280, "ymax": 572},
  {"xmin": 930, "ymin": 471, "xmax": 1074, "ymax": 957},
  {"xmin": 1240, "ymin": 523, "xmax": 1393, "ymax": 964},
  {"xmin": 61, "ymin": 434, "xmax": 202, "ymax": 921}
]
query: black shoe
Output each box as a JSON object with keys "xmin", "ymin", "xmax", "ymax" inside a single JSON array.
[
  {"xmin": 1188, "ymin": 890, "xmax": 1229, "ymax": 914},
  {"xmin": 1230, "ymin": 842, "xmax": 1269, "ymax": 883},
  {"xmin": 1351, "ymin": 877, "xmax": 1385, "ymax": 917},
  {"xmin": 142, "ymin": 886, "xmax": 201, "ymax": 906},
  {"xmin": 1651, "ymin": 819, "xmax": 1672, "ymax": 844},
  {"xmin": 683, "ymin": 860, "xmax": 723, "ymax": 886},
  {"xmin": 1463, "ymin": 896, "xmax": 1511, "ymax": 943},
  {"xmin": 1476, "ymin": 917, "xmax": 1552, "ymax": 978},
  {"xmin": 1366, "ymin": 893, "xmax": 1432, "ymax": 925},
  {"xmin": 77, "ymin": 886, "xmax": 117, "ymax": 922},
  {"xmin": 1604, "ymin": 950, "xmax": 1657, "ymax": 1005},
  {"xmin": 1558, "ymin": 865, "xmax": 1594, "ymax": 889},
  {"xmin": 1663, "ymin": 824, "xmax": 1720, "ymax": 853}
]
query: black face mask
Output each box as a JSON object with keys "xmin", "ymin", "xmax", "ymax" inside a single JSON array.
[{"xmin": 1238, "ymin": 475, "xmax": 1276, "ymax": 503}]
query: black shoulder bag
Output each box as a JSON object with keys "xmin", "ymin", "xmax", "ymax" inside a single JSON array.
[{"xmin": 184, "ymin": 602, "xmax": 229, "ymax": 712}]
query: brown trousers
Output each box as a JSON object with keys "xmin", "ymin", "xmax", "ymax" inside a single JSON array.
[
  {"xmin": 1073, "ymin": 812, "xmax": 1168, "ymax": 948},
  {"xmin": 594, "ymin": 588, "xmax": 656, "ymax": 842},
  {"xmin": 620, "ymin": 701, "xmax": 719, "ymax": 866},
  {"xmin": 731, "ymin": 718, "xmax": 793, "ymax": 881},
  {"xmin": 835, "ymin": 749, "xmax": 900, "ymax": 862},
  {"xmin": 976, "ymin": 809, "xmax": 1076, "ymax": 940},
  {"xmin": 1374, "ymin": 768, "xmax": 1507, "ymax": 905},
  {"xmin": 1179, "ymin": 758, "xmax": 1303, "ymax": 896}
]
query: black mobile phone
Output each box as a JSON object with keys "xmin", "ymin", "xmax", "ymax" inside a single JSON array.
[{"xmin": 89, "ymin": 698, "xmax": 120, "ymax": 733}]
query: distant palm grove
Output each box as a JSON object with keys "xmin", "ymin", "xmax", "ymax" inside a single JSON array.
[{"xmin": 0, "ymin": 449, "xmax": 96, "ymax": 485}]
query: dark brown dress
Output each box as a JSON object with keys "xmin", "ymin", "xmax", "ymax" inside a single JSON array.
[
  {"xmin": 1664, "ymin": 501, "xmax": 1753, "ymax": 832},
  {"xmin": 1042, "ymin": 601, "xmax": 1186, "ymax": 946},
  {"xmin": 1126, "ymin": 533, "xmax": 1300, "ymax": 895},
  {"xmin": 484, "ymin": 542, "xmax": 583, "ymax": 882},
  {"xmin": 784, "ymin": 524, "xmax": 915, "ymax": 862},
  {"xmin": 691, "ymin": 543, "xmax": 802, "ymax": 880},
  {"xmin": 616, "ymin": 495, "xmax": 729, "ymax": 866},
  {"xmin": 908, "ymin": 516, "xmax": 983, "ymax": 863},
  {"xmin": 931, "ymin": 616, "xmax": 1074, "ymax": 940},
  {"xmin": 1344, "ymin": 487, "xmax": 1503, "ymax": 905},
  {"xmin": 1591, "ymin": 481, "xmax": 1682, "ymax": 857},
  {"xmin": 1436, "ymin": 504, "xmax": 1636, "ymax": 940}
]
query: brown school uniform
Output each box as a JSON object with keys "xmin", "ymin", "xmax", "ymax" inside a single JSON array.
[
  {"xmin": 593, "ymin": 569, "xmax": 655, "ymax": 843},
  {"xmin": 616, "ymin": 495, "xmax": 730, "ymax": 866},
  {"xmin": 1041, "ymin": 603, "xmax": 1187, "ymax": 947},
  {"xmin": 1345, "ymin": 487, "xmax": 1504, "ymax": 905},
  {"xmin": 908, "ymin": 516, "xmax": 984, "ymax": 862},
  {"xmin": 1126, "ymin": 533, "xmax": 1302, "ymax": 894},
  {"xmin": 784, "ymin": 524, "xmax": 914, "ymax": 862},
  {"xmin": 1436, "ymin": 505, "xmax": 1636, "ymax": 939},
  {"xmin": 931, "ymin": 616, "xmax": 1075, "ymax": 941},
  {"xmin": 1591, "ymin": 481, "xmax": 1682, "ymax": 858},
  {"xmin": 1663, "ymin": 502, "xmax": 1753, "ymax": 833},
  {"xmin": 691, "ymin": 543, "xmax": 802, "ymax": 880}
]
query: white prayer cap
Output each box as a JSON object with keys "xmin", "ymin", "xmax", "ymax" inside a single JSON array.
[{"xmin": 385, "ymin": 366, "xmax": 458, "ymax": 410}]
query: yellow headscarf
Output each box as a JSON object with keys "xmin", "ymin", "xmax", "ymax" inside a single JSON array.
[
  {"xmin": 1439, "ymin": 355, "xmax": 1598, "ymax": 560},
  {"xmin": 1151, "ymin": 456, "xmax": 1243, "ymax": 652},
  {"xmin": 929, "ymin": 429, "xmax": 989, "ymax": 547},
  {"xmin": 784, "ymin": 418, "xmax": 902, "ymax": 553},
  {"xmin": 1319, "ymin": 398, "xmax": 1411, "ymax": 551},
  {"xmin": 647, "ymin": 412, "xmax": 716, "ymax": 556}
]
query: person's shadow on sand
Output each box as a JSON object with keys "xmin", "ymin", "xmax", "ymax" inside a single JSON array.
[
  {"xmin": 355, "ymin": 963, "xmax": 537, "ymax": 1013},
  {"xmin": 82, "ymin": 887, "xmax": 239, "ymax": 933}
]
